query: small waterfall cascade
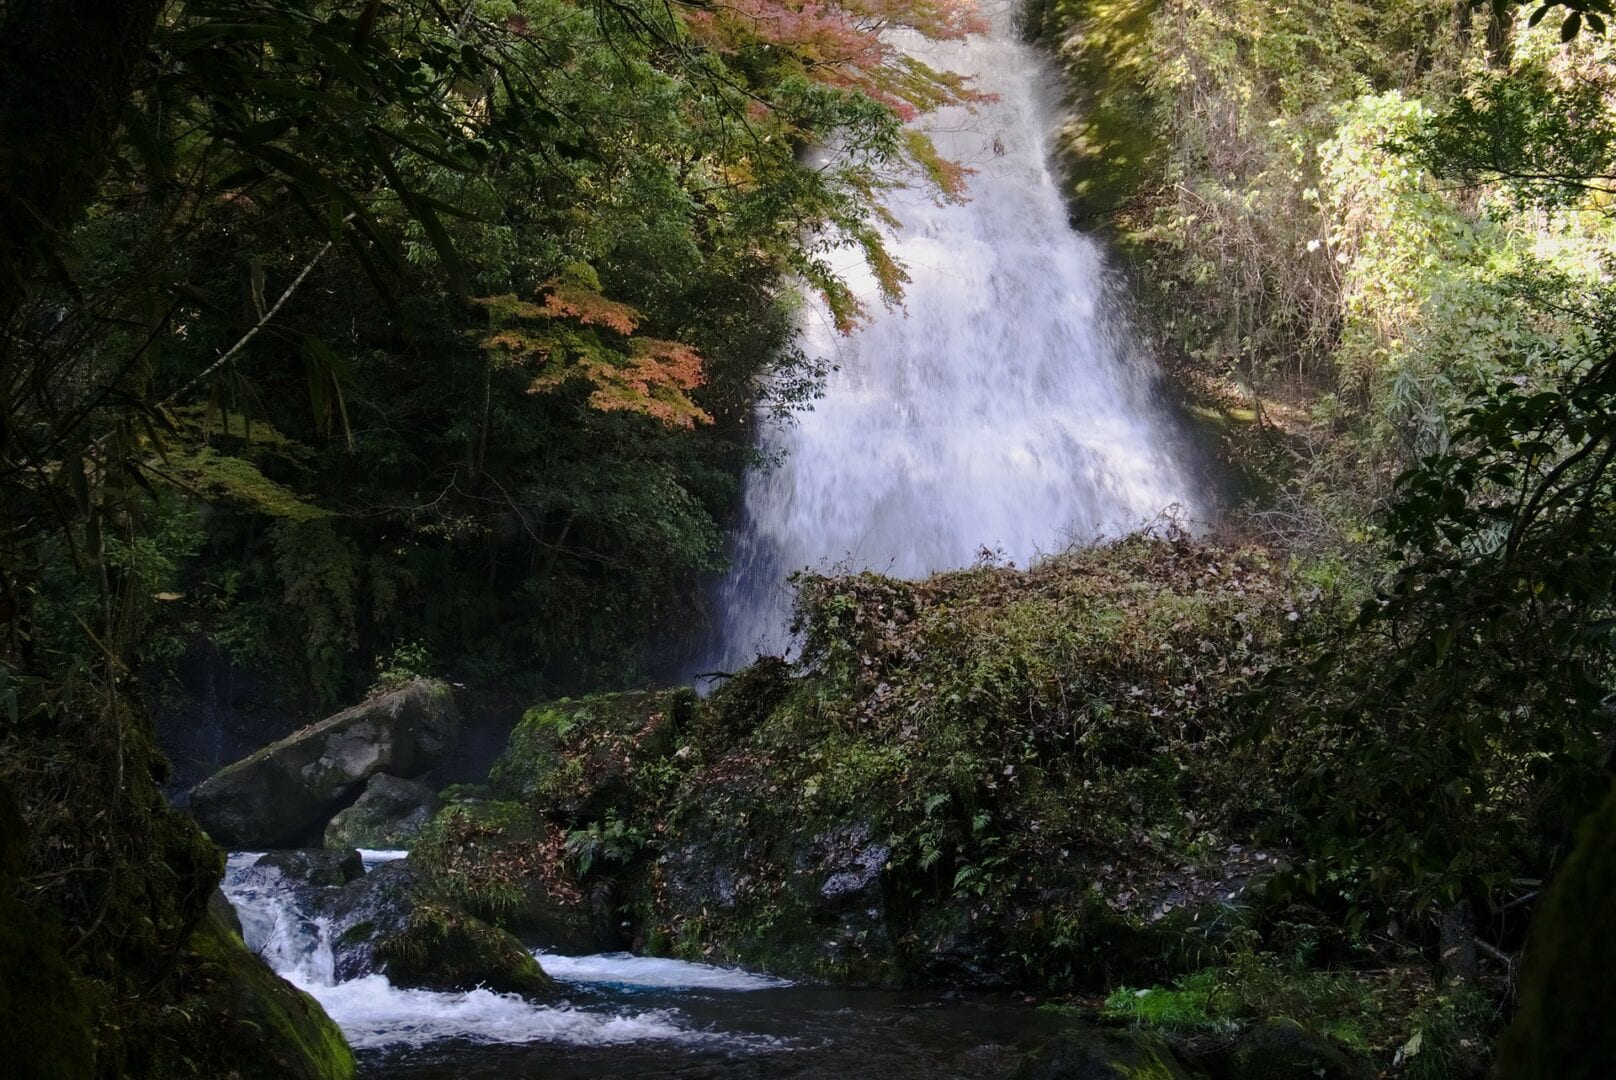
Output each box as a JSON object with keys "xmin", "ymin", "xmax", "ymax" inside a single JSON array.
[
  {"xmin": 705, "ymin": 1, "xmax": 1202, "ymax": 669},
  {"xmin": 219, "ymin": 851, "xmax": 789, "ymax": 1052}
]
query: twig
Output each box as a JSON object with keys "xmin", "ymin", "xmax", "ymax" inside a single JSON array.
[{"xmin": 162, "ymin": 211, "xmax": 357, "ymax": 408}]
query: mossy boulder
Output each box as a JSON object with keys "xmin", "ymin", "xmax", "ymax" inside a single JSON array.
[
  {"xmin": 412, "ymin": 797, "xmax": 609, "ymax": 952},
  {"xmin": 378, "ymin": 902, "xmax": 553, "ymax": 996},
  {"xmin": 325, "ymin": 859, "xmax": 552, "ymax": 995},
  {"xmin": 324, "ymin": 773, "xmax": 438, "ymax": 850},
  {"xmin": 189, "ymin": 679, "xmax": 459, "ymax": 847},
  {"xmin": 154, "ymin": 913, "xmax": 355, "ymax": 1080},
  {"xmin": 0, "ymin": 782, "xmax": 95, "ymax": 1080},
  {"xmin": 1220, "ymin": 1019, "xmax": 1373, "ymax": 1080},
  {"xmin": 490, "ymin": 689, "xmax": 692, "ymax": 821},
  {"xmin": 1498, "ymin": 779, "xmax": 1616, "ymax": 1079},
  {"xmin": 1014, "ymin": 1027, "xmax": 1202, "ymax": 1079}
]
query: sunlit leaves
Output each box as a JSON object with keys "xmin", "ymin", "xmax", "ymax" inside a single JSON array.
[{"xmin": 476, "ymin": 272, "xmax": 713, "ymax": 429}]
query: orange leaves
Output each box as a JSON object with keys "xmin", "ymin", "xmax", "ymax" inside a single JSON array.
[
  {"xmin": 475, "ymin": 273, "xmax": 712, "ymax": 429},
  {"xmin": 539, "ymin": 281, "xmax": 640, "ymax": 335},
  {"xmin": 681, "ymin": 0, "xmax": 990, "ymax": 121}
]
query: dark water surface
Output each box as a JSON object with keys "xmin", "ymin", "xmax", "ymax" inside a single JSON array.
[{"xmin": 358, "ymin": 984, "xmax": 1063, "ymax": 1078}]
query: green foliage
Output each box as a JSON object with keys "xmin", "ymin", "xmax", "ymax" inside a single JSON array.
[
  {"xmin": 1413, "ymin": 65, "xmax": 1616, "ymax": 206},
  {"xmin": 372, "ymin": 640, "xmax": 434, "ymax": 692},
  {"xmin": 1260, "ymin": 284, "xmax": 1616, "ymax": 917},
  {"xmin": 565, "ymin": 811, "xmax": 648, "ymax": 876},
  {"xmin": 273, "ymin": 521, "xmax": 359, "ymax": 705}
]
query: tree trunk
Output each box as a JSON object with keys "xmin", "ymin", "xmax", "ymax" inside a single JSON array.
[
  {"xmin": 0, "ymin": 0, "xmax": 168, "ymax": 323},
  {"xmin": 1440, "ymin": 900, "xmax": 1480, "ymax": 987}
]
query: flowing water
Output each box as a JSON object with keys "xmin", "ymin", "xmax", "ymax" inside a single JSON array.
[
  {"xmin": 704, "ymin": 1, "xmax": 1203, "ymax": 671},
  {"xmin": 219, "ymin": 6, "xmax": 1207, "ymax": 1075},
  {"xmin": 222, "ymin": 852, "xmax": 1066, "ymax": 1077}
]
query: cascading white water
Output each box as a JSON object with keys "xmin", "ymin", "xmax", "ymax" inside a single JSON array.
[
  {"xmin": 220, "ymin": 852, "xmax": 788, "ymax": 1052},
  {"xmin": 708, "ymin": 2, "xmax": 1202, "ymax": 668}
]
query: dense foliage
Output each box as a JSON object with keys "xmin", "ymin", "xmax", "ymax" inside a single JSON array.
[{"xmin": 0, "ymin": 0, "xmax": 981, "ymax": 1072}]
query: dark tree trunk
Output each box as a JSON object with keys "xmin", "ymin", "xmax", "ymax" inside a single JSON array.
[
  {"xmin": 0, "ymin": 0, "xmax": 167, "ymax": 322},
  {"xmin": 1440, "ymin": 899, "xmax": 1480, "ymax": 987}
]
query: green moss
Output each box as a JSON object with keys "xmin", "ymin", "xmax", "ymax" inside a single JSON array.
[
  {"xmin": 378, "ymin": 902, "xmax": 554, "ymax": 996},
  {"xmin": 0, "ymin": 783, "xmax": 95, "ymax": 1080},
  {"xmin": 152, "ymin": 913, "xmax": 355, "ymax": 1080},
  {"xmin": 1498, "ymin": 780, "xmax": 1616, "ymax": 1079}
]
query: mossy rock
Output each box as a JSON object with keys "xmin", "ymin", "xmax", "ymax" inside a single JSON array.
[
  {"xmin": 412, "ymin": 798, "xmax": 607, "ymax": 951},
  {"xmin": 378, "ymin": 901, "xmax": 554, "ymax": 996},
  {"xmin": 490, "ymin": 688, "xmax": 693, "ymax": 822},
  {"xmin": 190, "ymin": 678, "xmax": 459, "ymax": 847},
  {"xmin": 1014, "ymin": 1027, "xmax": 1202, "ymax": 1079},
  {"xmin": 1220, "ymin": 1019, "xmax": 1372, "ymax": 1080},
  {"xmin": 1498, "ymin": 779, "xmax": 1616, "ymax": 1079},
  {"xmin": 324, "ymin": 773, "xmax": 438, "ymax": 850},
  {"xmin": 0, "ymin": 783, "xmax": 95, "ymax": 1080},
  {"xmin": 326, "ymin": 859, "xmax": 555, "ymax": 994},
  {"xmin": 152, "ymin": 912, "xmax": 355, "ymax": 1080},
  {"xmin": 700, "ymin": 658, "xmax": 795, "ymax": 742}
]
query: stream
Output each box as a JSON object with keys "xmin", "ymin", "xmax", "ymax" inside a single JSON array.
[
  {"xmin": 223, "ymin": 852, "xmax": 1067, "ymax": 1078},
  {"xmin": 223, "ymin": 4, "xmax": 1205, "ymax": 1075}
]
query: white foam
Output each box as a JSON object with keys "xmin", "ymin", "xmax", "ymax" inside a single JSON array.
[
  {"xmin": 304, "ymin": 975, "xmax": 773, "ymax": 1051},
  {"xmin": 538, "ymin": 951, "xmax": 790, "ymax": 991},
  {"xmin": 220, "ymin": 852, "xmax": 787, "ymax": 1052},
  {"xmin": 357, "ymin": 848, "xmax": 410, "ymax": 872}
]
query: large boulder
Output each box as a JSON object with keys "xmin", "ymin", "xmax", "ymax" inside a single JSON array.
[
  {"xmin": 162, "ymin": 913, "xmax": 355, "ymax": 1080},
  {"xmin": 189, "ymin": 680, "xmax": 459, "ymax": 847},
  {"xmin": 411, "ymin": 798, "xmax": 612, "ymax": 953},
  {"xmin": 324, "ymin": 773, "xmax": 438, "ymax": 850},
  {"xmin": 325, "ymin": 860, "xmax": 553, "ymax": 996}
]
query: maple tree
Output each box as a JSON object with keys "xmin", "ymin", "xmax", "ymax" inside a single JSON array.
[{"xmin": 477, "ymin": 265, "xmax": 713, "ymax": 429}]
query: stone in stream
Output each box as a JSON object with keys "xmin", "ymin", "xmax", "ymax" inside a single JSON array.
[
  {"xmin": 324, "ymin": 773, "xmax": 438, "ymax": 850},
  {"xmin": 325, "ymin": 860, "xmax": 553, "ymax": 996},
  {"xmin": 188, "ymin": 679, "xmax": 459, "ymax": 847}
]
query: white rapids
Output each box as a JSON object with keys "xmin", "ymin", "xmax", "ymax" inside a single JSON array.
[
  {"xmin": 220, "ymin": 852, "xmax": 788, "ymax": 1053},
  {"xmin": 706, "ymin": 0, "xmax": 1202, "ymax": 669}
]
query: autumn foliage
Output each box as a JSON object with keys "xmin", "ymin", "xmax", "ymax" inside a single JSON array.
[{"xmin": 477, "ymin": 265, "xmax": 712, "ymax": 429}]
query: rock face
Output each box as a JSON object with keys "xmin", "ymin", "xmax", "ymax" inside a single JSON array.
[
  {"xmin": 324, "ymin": 773, "xmax": 438, "ymax": 850},
  {"xmin": 189, "ymin": 680, "xmax": 459, "ymax": 847},
  {"xmin": 325, "ymin": 860, "xmax": 552, "ymax": 996}
]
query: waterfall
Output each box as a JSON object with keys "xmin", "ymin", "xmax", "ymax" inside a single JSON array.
[{"xmin": 704, "ymin": 2, "xmax": 1202, "ymax": 671}]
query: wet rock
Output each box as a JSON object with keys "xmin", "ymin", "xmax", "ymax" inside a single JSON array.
[
  {"xmin": 325, "ymin": 860, "xmax": 551, "ymax": 995},
  {"xmin": 189, "ymin": 680, "xmax": 459, "ymax": 847},
  {"xmin": 1221, "ymin": 1019, "xmax": 1373, "ymax": 1080},
  {"xmin": 252, "ymin": 848, "xmax": 365, "ymax": 891},
  {"xmin": 324, "ymin": 773, "xmax": 438, "ymax": 850},
  {"xmin": 807, "ymin": 821, "xmax": 889, "ymax": 911},
  {"xmin": 176, "ymin": 913, "xmax": 355, "ymax": 1080},
  {"xmin": 1015, "ymin": 1027, "xmax": 1200, "ymax": 1079}
]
